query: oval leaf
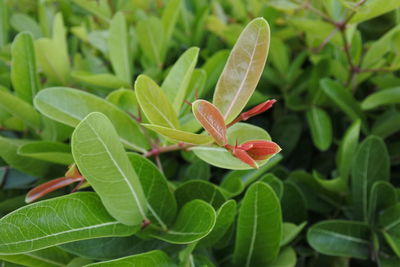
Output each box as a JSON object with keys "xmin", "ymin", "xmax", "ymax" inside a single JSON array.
[
  {"xmin": 72, "ymin": 112, "xmax": 148, "ymax": 226},
  {"xmin": 34, "ymin": 87, "xmax": 149, "ymax": 152},
  {"xmin": 233, "ymin": 182, "xmax": 282, "ymax": 266},
  {"xmin": 306, "ymin": 107, "xmax": 332, "ymax": 151},
  {"xmin": 0, "ymin": 192, "xmax": 137, "ymax": 255},
  {"xmin": 192, "ymin": 99, "xmax": 227, "ymax": 146},
  {"xmin": 213, "ymin": 18, "xmax": 270, "ymax": 123}
]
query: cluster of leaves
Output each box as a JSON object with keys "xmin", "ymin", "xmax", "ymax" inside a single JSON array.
[{"xmin": 0, "ymin": 0, "xmax": 400, "ymax": 266}]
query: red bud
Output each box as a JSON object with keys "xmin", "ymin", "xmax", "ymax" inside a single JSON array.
[
  {"xmin": 240, "ymin": 140, "xmax": 281, "ymax": 160},
  {"xmin": 232, "ymin": 147, "xmax": 258, "ymax": 168},
  {"xmin": 227, "ymin": 99, "xmax": 277, "ymax": 127}
]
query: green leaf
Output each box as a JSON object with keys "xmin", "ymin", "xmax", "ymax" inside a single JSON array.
[
  {"xmin": 259, "ymin": 174, "xmax": 283, "ymax": 199},
  {"xmin": 233, "ymin": 182, "xmax": 282, "ymax": 266},
  {"xmin": 306, "ymin": 107, "xmax": 332, "ymax": 151},
  {"xmin": 198, "ymin": 200, "xmax": 237, "ymax": 247},
  {"xmin": 337, "ymin": 120, "xmax": 361, "ymax": 181},
  {"xmin": 174, "ymin": 180, "xmax": 226, "ymax": 209},
  {"xmin": 10, "ymin": 13, "xmax": 42, "ymax": 39},
  {"xmin": 0, "ymin": 0, "xmax": 8, "ymax": 47},
  {"xmin": 192, "ymin": 100, "xmax": 227, "ymax": 146},
  {"xmin": 379, "ymin": 204, "xmax": 400, "ymax": 257},
  {"xmin": 135, "ymin": 75, "xmax": 179, "ymax": 129},
  {"xmin": 0, "ymin": 137, "xmax": 49, "ymax": 176},
  {"xmin": 352, "ymin": 136, "xmax": 390, "ymax": 221},
  {"xmin": 71, "ymin": 71, "xmax": 130, "ymax": 89},
  {"xmin": 350, "ymin": 0, "xmax": 400, "ymax": 23},
  {"xmin": 72, "ymin": 112, "xmax": 148, "ymax": 226},
  {"xmin": 127, "ymin": 153, "xmax": 177, "ymax": 229},
  {"xmin": 161, "ymin": 0, "xmax": 181, "ymax": 51},
  {"xmin": 136, "ymin": 17, "xmax": 164, "ymax": 67},
  {"xmin": 368, "ymin": 181, "xmax": 397, "ymax": 225},
  {"xmin": 361, "ymin": 87, "xmax": 400, "ymax": 110},
  {"xmin": 108, "ymin": 12, "xmax": 131, "ymax": 85},
  {"xmin": 320, "ymin": 78, "xmax": 364, "ymax": 121},
  {"xmin": 18, "ymin": 141, "xmax": 73, "ymax": 165},
  {"xmin": 281, "ymin": 222, "xmax": 306, "ymax": 247},
  {"xmin": 281, "ymin": 182, "xmax": 307, "ymax": 224},
  {"xmin": 11, "ymin": 32, "xmax": 40, "ymax": 104},
  {"xmin": 106, "ymin": 89, "xmax": 138, "ymax": 116},
  {"xmin": 72, "ymin": 0, "xmax": 111, "ymax": 22},
  {"xmin": 213, "ymin": 18, "xmax": 270, "ymax": 123},
  {"xmin": 0, "ymin": 247, "xmax": 73, "ymax": 267},
  {"xmin": 307, "ymin": 220, "xmax": 370, "ymax": 259},
  {"xmin": 191, "ymin": 123, "xmax": 273, "ymax": 170},
  {"xmin": 181, "ymin": 69, "xmax": 207, "ymax": 115},
  {"xmin": 150, "ymin": 200, "xmax": 216, "ymax": 244},
  {"xmin": 202, "ymin": 50, "xmax": 230, "ymax": 95},
  {"xmin": 35, "ymin": 13, "xmax": 70, "ymax": 85},
  {"xmin": 34, "ymin": 87, "xmax": 149, "ymax": 152},
  {"xmin": 0, "ymin": 192, "xmax": 137, "ymax": 255},
  {"xmin": 0, "ymin": 89, "xmax": 42, "ymax": 129},
  {"xmin": 267, "ymin": 247, "xmax": 296, "ymax": 267},
  {"xmin": 372, "ymin": 110, "xmax": 400, "ymax": 139},
  {"xmin": 85, "ymin": 250, "xmax": 175, "ymax": 267},
  {"xmin": 162, "ymin": 47, "xmax": 199, "ymax": 113},
  {"xmin": 143, "ymin": 124, "xmax": 213, "ymax": 145}
]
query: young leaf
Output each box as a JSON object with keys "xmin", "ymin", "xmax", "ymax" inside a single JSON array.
[
  {"xmin": 213, "ymin": 18, "xmax": 270, "ymax": 123},
  {"xmin": 34, "ymin": 87, "xmax": 149, "ymax": 152},
  {"xmin": 127, "ymin": 153, "xmax": 177, "ymax": 228},
  {"xmin": 85, "ymin": 250, "xmax": 175, "ymax": 267},
  {"xmin": 0, "ymin": 192, "xmax": 137, "ymax": 254},
  {"xmin": 18, "ymin": 141, "xmax": 73, "ymax": 165},
  {"xmin": 108, "ymin": 12, "xmax": 131, "ymax": 85},
  {"xmin": 150, "ymin": 200, "xmax": 216, "ymax": 244},
  {"xmin": 233, "ymin": 182, "xmax": 282, "ymax": 266},
  {"xmin": 361, "ymin": 87, "xmax": 400, "ymax": 110},
  {"xmin": 192, "ymin": 99, "xmax": 227, "ymax": 146},
  {"xmin": 307, "ymin": 220, "xmax": 370, "ymax": 259},
  {"xmin": 72, "ymin": 112, "xmax": 148, "ymax": 226},
  {"xmin": 162, "ymin": 47, "xmax": 199, "ymax": 113},
  {"xmin": 135, "ymin": 75, "xmax": 179, "ymax": 129},
  {"xmin": 11, "ymin": 32, "xmax": 40, "ymax": 104},
  {"xmin": 143, "ymin": 124, "xmax": 213, "ymax": 145},
  {"xmin": 306, "ymin": 107, "xmax": 332, "ymax": 151},
  {"xmin": 0, "ymin": 89, "xmax": 42, "ymax": 130},
  {"xmin": 352, "ymin": 136, "xmax": 390, "ymax": 221}
]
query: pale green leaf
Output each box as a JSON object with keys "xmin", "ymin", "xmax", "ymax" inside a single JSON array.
[
  {"xmin": 143, "ymin": 124, "xmax": 213, "ymax": 144},
  {"xmin": 361, "ymin": 87, "xmax": 400, "ymax": 110},
  {"xmin": 72, "ymin": 112, "xmax": 148, "ymax": 226},
  {"xmin": 136, "ymin": 17, "xmax": 164, "ymax": 67},
  {"xmin": 0, "ymin": 247, "xmax": 73, "ymax": 267},
  {"xmin": 350, "ymin": 0, "xmax": 400, "ymax": 23},
  {"xmin": 71, "ymin": 71, "xmax": 130, "ymax": 89},
  {"xmin": 18, "ymin": 141, "xmax": 73, "ymax": 165},
  {"xmin": 72, "ymin": 0, "xmax": 111, "ymax": 22},
  {"xmin": 0, "ymin": 192, "xmax": 137, "ymax": 255},
  {"xmin": 34, "ymin": 87, "xmax": 149, "ymax": 152}
]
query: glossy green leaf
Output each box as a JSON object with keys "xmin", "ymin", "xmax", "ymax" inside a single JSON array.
[
  {"xmin": 0, "ymin": 247, "xmax": 73, "ymax": 267},
  {"xmin": 11, "ymin": 32, "xmax": 40, "ymax": 104},
  {"xmin": 136, "ymin": 17, "xmax": 164, "ymax": 67},
  {"xmin": 198, "ymin": 200, "xmax": 237, "ymax": 247},
  {"xmin": 320, "ymin": 79, "xmax": 364, "ymax": 121},
  {"xmin": 18, "ymin": 141, "xmax": 73, "ymax": 165},
  {"xmin": 259, "ymin": 174, "xmax": 283, "ymax": 199},
  {"xmin": 135, "ymin": 75, "xmax": 179, "ymax": 129},
  {"xmin": 337, "ymin": 120, "xmax": 361, "ymax": 181},
  {"xmin": 86, "ymin": 250, "xmax": 175, "ymax": 267},
  {"xmin": 108, "ymin": 12, "xmax": 131, "ymax": 85},
  {"xmin": 233, "ymin": 182, "xmax": 282, "ymax": 266},
  {"xmin": 267, "ymin": 247, "xmax": 296, "ymax": 267},
  {"xmin": 174, "ymin": 180, "xmax": 226, "ymax": 209},
  {"xmin": 350, "ymin": 0, "xmax": 400, "ymax": 23},
  {"xmin": 127, "ymin": 153, "xmax": 177, "ymax": 229},
  {"xmin": 35, "ymin": 13, "xmax": 70, "ymax": 84},
  {"xmin": 281, "ymin": 222, "xmax": 306, "ymax": 247},
  {"xmin": 34, "ymin": 87, "xmax": 149, "ymax": 152},
  {"xmin": 379, "ymin": 204, "xmax": 400, "ymax": 257},
  {"xmin": 361, "ymin": 87, "xmax": 400, "ymax": 110},
  {"xmin": 368, "ymin": 181, "xmax": 397, "ymax": 225},
  {"xmin": 192, "ymin": 100, "xmax": 227, "ymax": 146},
  {"xmin": 0, "ymin": 137, "xmax": 49, "ymax": 176},
  {"xmin": 150, "ymin": 200, "xmax": 216, "ymax": 244},
  {"xmin": 0, "ymin": 89, "xmax": 41, "ymax": 129},
  {"xmin": 0, "ymin": 192, "xmax": 137, "ymax": 255},
  {"xmin": 352, "ymin": 136, "xmax": 390, "ymax": 221},
  {"xmin": 71, "ymin": 71, "xmax": 130, "ymax": 89},
  {"xmin": 72, "ymin": 112, "xmax": 148, "ymax": 226},
  {"xmin": 213, "ymin": 18, "xmax": 270, "ymax": 123},
  {"xmin": 307, "ymin": 220, "xmax": 370, "ymax": 259},
  {"xmin": 162, "ymin": 47, "xmax": 199, "ymax": 113},
  {"xmin": 143, "ymin": 124, "xmax": 213, "ymax": 145},
  {"xmin": 306, "ymin": 107, "xmax": 332, "ymax": 151},
  {"xmin": 191, "ymin": 123, "xmax": 273, "ymax": 170}
]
